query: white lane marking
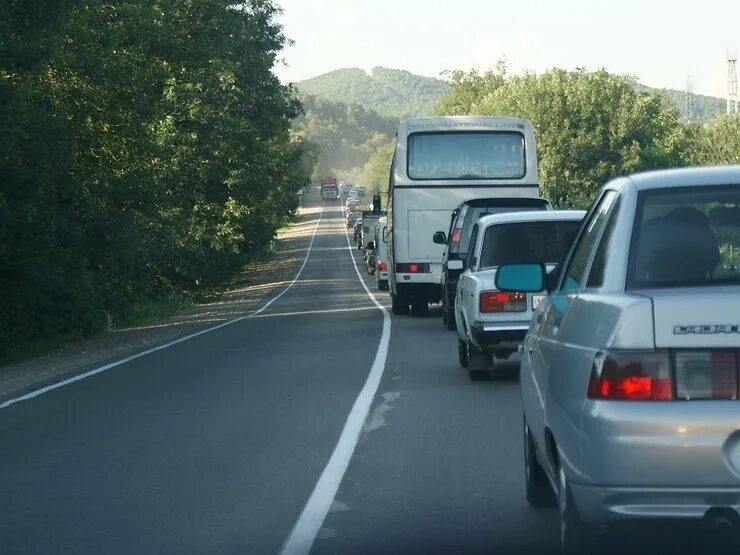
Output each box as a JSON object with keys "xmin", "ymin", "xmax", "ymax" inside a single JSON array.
[
  {"xmin": 252, "ymin": 306, "xmax": 377, "ymax": 319},
  {"xmin": 0, "ymin": 203, "xmax": 326, "ymax": 410},
  {"xmin": 279, "ymin": 205, "xmax": 391, "ymax": 555}
]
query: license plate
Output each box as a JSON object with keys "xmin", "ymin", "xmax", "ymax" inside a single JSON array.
[{"xmin": 532, "ymin": 294, "xmax": 546, "ymax": 310}]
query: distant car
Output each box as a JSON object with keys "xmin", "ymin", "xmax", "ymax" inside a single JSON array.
[
  {"xmin": 433, "ymin": 197, "xmax": 552, "ymax": 330},
  {"xmin": 455, "ymin": 210, "xmax": 584, "ymax": 380},
  {"xmin": 375, "ymin": 217, "xmax": 389, "ymax": 290},
  {"xmin": 353, "ymin": 219, "xmax": 363, "ymax": 246},
  {"xmin": 346, "ymin": 210, "xmax": 361, "ymax": 229},
  {"xmin": 497, "ymin": 166, "xmax": 740, "ymax": 552}
]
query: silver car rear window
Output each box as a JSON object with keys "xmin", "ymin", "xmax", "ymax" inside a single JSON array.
[{"xmin": 628, "ymin": 185, "xmax": 740, "ymax": 288}]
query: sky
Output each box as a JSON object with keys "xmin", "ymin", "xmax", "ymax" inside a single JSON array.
[{"xmin": 274, "ymin": 0, "xmax": 738, "ymax": 99}]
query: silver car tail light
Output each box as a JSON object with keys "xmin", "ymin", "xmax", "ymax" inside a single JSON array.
[
  {"xmin": 587, "ymin": 350, "xmax": 673, "ymax": 401},
  {"xmin": 674, "ymin": 350, "xmax": 738, "ymax": 400}
]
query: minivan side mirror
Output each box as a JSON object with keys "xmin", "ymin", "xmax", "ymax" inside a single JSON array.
[
  {"xmin": 495, "ymin": 263, "xmax": 545, "ymax": 293},
  {"xmin": 432, "ymin": 231, "xmax": 447, "ymax": 245}
]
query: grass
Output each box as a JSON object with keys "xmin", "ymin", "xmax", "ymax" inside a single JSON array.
[{"xmin": 110, "ymin": 293, "xmax": 186, "ymax": 330}]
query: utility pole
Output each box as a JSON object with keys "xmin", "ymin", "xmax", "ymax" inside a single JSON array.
[
  {"xmin": 728, "ymin": 50, "xmax": 738, "ymax": 115},
  {"xmin": 683, "ymin": 75, "xmax": 694, "ymax": 122}
]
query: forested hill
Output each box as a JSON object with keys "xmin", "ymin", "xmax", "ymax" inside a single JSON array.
[
  {"xmin": 298, "ymin": 67, "xmax": 726, "ymax": 124},
  {"xmin": 634, "ymin": 83, "xmax": 726, "ymax": 123},
  {"xmin": 297, "ymin": 67, "xmax": 450, "ymax": 119},
  {"xmin": 293, "ymin": 95, "xmax": 397, "ymax": 178}
]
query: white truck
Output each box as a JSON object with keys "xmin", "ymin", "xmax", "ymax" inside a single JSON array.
[{"xmin": 386, "ymin": 116, "xmax": 541, "ymax": 315}]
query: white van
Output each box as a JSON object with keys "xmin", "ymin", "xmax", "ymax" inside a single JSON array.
[
  {"xmin": 374, "ymin": 216, "xmax": 389, "ymax": 290},
  {"xmin": 386, "ymin": 116, "xmax": 540, "ymax": 315}
]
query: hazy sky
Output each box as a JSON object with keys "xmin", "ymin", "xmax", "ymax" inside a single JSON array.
[{"xmin": 274, "ymin": 0, "xmax": 738, "ymax": 99}]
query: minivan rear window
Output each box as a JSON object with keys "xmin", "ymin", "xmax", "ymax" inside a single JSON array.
[
  {"xmin": 407, "ymin": 132, "xmax": 525, "ymax": 180},
  {"xmin": 480, "ymin": 220, "xmax": 581, "ymax": 268},
  {"xmin": 628, "ymin": 185, "xmax": 740, "ymax": 288}
]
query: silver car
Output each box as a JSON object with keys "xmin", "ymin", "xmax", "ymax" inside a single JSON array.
[{"xmin": 495, "ymin": 166, "xmax": 740, "ymax": 551}]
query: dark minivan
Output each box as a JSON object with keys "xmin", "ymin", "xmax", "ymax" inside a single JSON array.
[{"xmin": 433, "ymin": 197, "xmax": 552, "ymax": 329}]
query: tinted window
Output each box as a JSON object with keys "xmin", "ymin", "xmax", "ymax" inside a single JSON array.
[
  {"xmin": 452, "ymin": 201, "xmax": 549, "ymax": 255},
  {"xmin": 407, "ymin": 132, "xmax": 525, "ymax": 180},
  {"xmin": 479, "ymin": 220, "xmax": 581, "ymax": 268},
  {"xmin": 561, "ymin": 191, "xmax": 617, "ymax": 292},
  {"xmin": 628, "ymin": 185, "xmax": 740, "ymax": 288},
  {"xmin": 586, "ymin": 196, "xmax": 622, "ymax": 288}
]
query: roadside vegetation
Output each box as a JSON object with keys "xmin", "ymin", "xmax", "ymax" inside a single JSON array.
[
  {"xmin": 432, "ymin": 66, "xmax": 740, "ymax": 208},
  {"xmin": 0, "ymin": 0, "xmax": 313, "ymax": 360}
]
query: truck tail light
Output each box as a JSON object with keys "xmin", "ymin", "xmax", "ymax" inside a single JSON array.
[
  {"xmin": 396, "ymin": 263, "xmax": 430, "ymax": 273},
  {"xmin": 479, "ymin": 291, "xmax": 526, "ymax": 313},
  {"xmin": 378, "ymin": 262, "xmax": 387, "ymax": 271},
  {"xmin": 588, "ymin": 351, "xmax": 673, "ymax": 401},
  {"xmin": 450, "ymin": 228, "xmax": 462, "ymax": 250}
]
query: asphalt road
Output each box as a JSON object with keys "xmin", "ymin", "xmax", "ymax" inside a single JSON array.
[{"xmin": 0, "ymin": 199, "xmax": 560, "ymax": 554}]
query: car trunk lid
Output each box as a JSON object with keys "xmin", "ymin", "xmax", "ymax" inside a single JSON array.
[{"xmin": 647, "ymin": 287, "xmax": 740, "ymax": 348}]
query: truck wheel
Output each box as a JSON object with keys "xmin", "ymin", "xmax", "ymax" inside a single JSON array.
[
  {"xmin": 457, "ymin": 338, "xmax": 468, "ymax": 368},
  {"xmin": 391, "ymin": 294, "xmax": 409, "ymax": 315},
  {"xmin": 410, "ymin": 301, "xmax": 428, "ymax": 316},
  {"xmin": 444, "ymin": 295, "xmax": 456, "ymax": 331}
]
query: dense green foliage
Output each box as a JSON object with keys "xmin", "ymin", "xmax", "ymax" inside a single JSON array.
[
  {"xmin": 0, "ymin": 0, "xmax": 311, "ymax": 356},
  {"xmin": 293, "ymin": 95, "xmax": 396, "ymax": 179},
  {"xmin": 693, "ymin": 115, "xmax": 740, "ymax": 165},
  {"xmin": 297, "ymin": 67, "xmax": 450, "ymax": 119},
  {"xmin": 357, "ymin": 139, "xmax": 396, "ymax": 201},
  {"xmin": 434, "ymin": 68, "xmax": 695, "ymax": 208}
]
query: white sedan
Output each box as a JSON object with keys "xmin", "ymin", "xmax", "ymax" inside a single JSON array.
[{"xmin": 454, "ymin": 210, "xmax": 584, "ymax": 380}]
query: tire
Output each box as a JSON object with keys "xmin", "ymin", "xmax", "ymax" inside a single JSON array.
[
  {"xmin": 444, "ymin": 295, "xmax": 456, "ymax": 331},
  {"xmin": 466, "ymin": 340, "xmax": 491, "ymax": 380},
  {"xmin": 558, "ymin": 466, "xmax": 591, "ymax": 554},
  {"xmin": 410, "ymin": 301, "xmax": 428, "ymax": 316},
  {"xmin": 524, "ymin": 418, "xmax": 553, "ymax": 508},
  {"xmin": 391, "ymin": 294, "xmax": 409, "ymax": 315},
  {"xmin": 457, "ymin": 337, "xmax": 468, "ymax": 368}
]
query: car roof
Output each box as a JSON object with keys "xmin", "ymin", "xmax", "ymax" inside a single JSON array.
[
  {"xmin": 455, "ymin": 197, "xmax": 550, "ymax": 209},
  {"xmin": 401, "ymin": 115, "xmax": 529, "ymax": 128},
  {"xmin": 613, "ymin": 165, "xmax": 740, "ymax": 191},
  {"xmin": 478, "ymin": 210, "xmax": 585, "ymax": 227}
]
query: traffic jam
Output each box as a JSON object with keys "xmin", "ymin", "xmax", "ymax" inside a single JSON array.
[{"xmin": 327, "ymin": 116, "xmax": 740, "ymax": 552}]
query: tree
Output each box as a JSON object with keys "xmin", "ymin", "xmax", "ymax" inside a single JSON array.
[
  {"xmin": 435, "ymin": 68, "xmax": 690, "ymax": 208},
  {"xmin": 0, "ymin": 0, "xmax": 312, "ymax": 358},
  {"xmin": 693, "ymin": 115, "xmax": 740, "ymax": 165}
]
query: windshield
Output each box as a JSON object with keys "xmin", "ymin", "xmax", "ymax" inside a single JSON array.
[
  {"xmin": 454, "ymin": 201, "xmax": 550, "ymax": 255},
  {"xmin": 480, "ymin": 220, "xmax": 581, "ymax": 268},
  {"xmin": 407, "ymin": 132, "xmax": 525, "ymax": 180},
  {"xmin": 628, "ymin": 185, "xmax": 740, "ymax": 288}
]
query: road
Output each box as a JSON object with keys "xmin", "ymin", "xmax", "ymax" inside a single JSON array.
[{"xmin": 0, "ymin": 199, "xmax": 560, "ymax": 554}]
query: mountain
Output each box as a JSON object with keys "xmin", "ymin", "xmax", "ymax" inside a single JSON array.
[
  {"xmin": 298, "ymin": 67, "xmax": 727, "ymax": 124},
  {"xmin": 296, "ymin": 67, "xmax": 450, "ymax": 119},
  {"xmin": 634, "ymin": 83, "xmax": 726, "ymax": 123}
]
